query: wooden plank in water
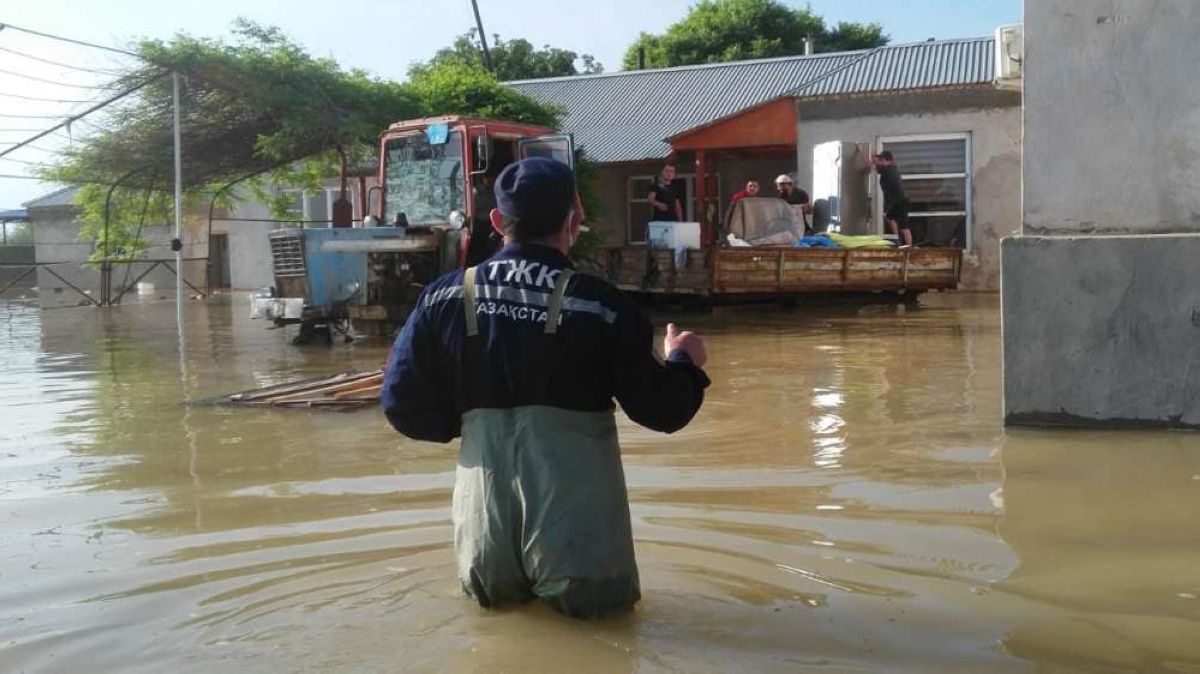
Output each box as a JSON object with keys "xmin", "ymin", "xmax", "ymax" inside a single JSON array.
[
  {"xmin": 231, "ymin": 370, "xmax": 380, "ymax": 402},
  {"xmin": 259, "ymin": 373, "xmax": 385, "ymax": 404},
  {"xmin": 226, "ymin": 369, "xmax": 385, "ymax": 409},
  {"xmin": 233, "ymin": 398, "xmax": 372, "ymax": 409},
  {"xmin": 333, "ymin": 383, "xmax": 384, "ymax": 400}
]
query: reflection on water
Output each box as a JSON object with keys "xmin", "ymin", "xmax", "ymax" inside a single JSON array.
[{"xmin": 1, "ymin": 293, "xmax": 1197, "ymax": 673}]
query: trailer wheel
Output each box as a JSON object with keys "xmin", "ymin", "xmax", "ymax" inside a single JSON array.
[
  {"xmin": 292, "ymin": 323, "xmax": 315, "ymax": 345},
  {"xmin": 900, "ymin": 289, "xmax": 922, "ymax": 306},
  {"xmin": 292, "ymin": 322, "xmax": 334, "ymax": 346}
]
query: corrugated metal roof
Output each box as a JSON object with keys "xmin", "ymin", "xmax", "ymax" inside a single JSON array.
[
  {"xmin": 23, "ymin": 185, "xmax": 79, "ymax": 209},
  {"xmin": 509, "ymin": 37, "xmax": 995, "ymax": 163},
  {"xmin": 792, "ymin": 38, "xmax": 993, "ymax": 97}
]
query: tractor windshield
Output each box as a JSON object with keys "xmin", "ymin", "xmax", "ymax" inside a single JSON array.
[{"xmin": 382, "ymin": 130, "xmax": 465, "ymax": 227}]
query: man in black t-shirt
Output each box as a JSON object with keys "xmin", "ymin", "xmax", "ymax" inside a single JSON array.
[
  {"xmin": 872, "ymin": 151, "xmax": 913, "ymax": 248},
  {"xmin": 646, "ymin": 164, "xmax": 683, "ymax": 223},
  {"xmin": 774, "ymin": 174, "xmax": 812, "ymax": 234},
  {"xmin": 642, "ymin": 164, "xmax": 683, "ymax": 287}
]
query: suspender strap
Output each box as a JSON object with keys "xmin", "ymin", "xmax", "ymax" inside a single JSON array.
[
  {"xmin": 544, "ymin": 269, "xmax": 575, "ymax": 335},
  {"xmin": 462, "ymin": 266, "xmax": 479, "ymax": 337}
]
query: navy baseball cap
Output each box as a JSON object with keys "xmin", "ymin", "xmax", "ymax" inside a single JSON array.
[{"xmin": 494, "ymin": 157, "xmax": 576, "ymax": 230}]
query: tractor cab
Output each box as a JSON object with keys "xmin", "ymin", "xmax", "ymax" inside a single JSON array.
[
  {"xmin": 263, "ymin": 116, "xmax": 573, "ymax": 343},
  {"xmin": 375, "ymin": 116, "xmax": 574, "ymax": 265}
]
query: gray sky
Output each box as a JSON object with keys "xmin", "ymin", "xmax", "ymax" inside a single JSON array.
[{"xmin": 0, "ymin": 0, "xmax": 1020, "ymax": 208}]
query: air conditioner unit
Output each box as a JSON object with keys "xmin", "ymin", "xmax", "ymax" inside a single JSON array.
[{"xmin": 994, "ymin": 24, "xmax": 1023, "ymax": 89}]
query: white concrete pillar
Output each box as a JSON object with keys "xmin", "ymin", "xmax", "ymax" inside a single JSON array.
[{"xmin": 1002, "ymin": 0, "xmax": 1200, "ymax": 429}]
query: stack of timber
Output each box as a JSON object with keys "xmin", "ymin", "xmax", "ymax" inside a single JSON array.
[{"xmin": 226, "ymin": 369, "xmax": 383, "ymax": 410}]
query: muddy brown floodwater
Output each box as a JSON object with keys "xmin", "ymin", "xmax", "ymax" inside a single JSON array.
[{"xmin": 1, "ymin": 292, "xmax": 1198, "ymax": 673}]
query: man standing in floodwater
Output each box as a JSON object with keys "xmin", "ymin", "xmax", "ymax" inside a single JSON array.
[{"xmin": 381, "ymin": 157, "xmax": 710, "ymax": 618}]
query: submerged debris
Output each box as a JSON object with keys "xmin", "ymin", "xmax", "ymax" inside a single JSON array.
[{"xmin": 224, "ymin": 369, "xmax": 383, "ymax": 410}]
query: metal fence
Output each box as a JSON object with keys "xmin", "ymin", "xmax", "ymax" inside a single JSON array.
[
  {"xmin": 0, "ymin": 245, "xmax": 36, "ymax": 289},
  {"xmin": 0, "ymin": 258, "xmax": 207, "ymax": 305}
]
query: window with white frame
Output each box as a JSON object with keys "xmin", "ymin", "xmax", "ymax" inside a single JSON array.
[
  {"xmin": 626, "ymin": 174, "xmax": 696, "ymax": 244},
  {"xmin": 876, "ymin": 133, "xmax": 971, "ymax": 249},
  {"xmin": 278, "ymin": 188, "xmax": 357, "ymax": 226}
]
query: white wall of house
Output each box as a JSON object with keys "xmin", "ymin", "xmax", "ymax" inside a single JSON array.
[
  {"xmin": 1001, "ymin": 0, "xmax": 1200, "ymax": 429},
  {"xmin": 29, "ymin": 204, "xmax": 207, "ymax": 307},
  {"xmin": 796, "ymin": 104, "xmax": 1022, "ymax": 291},
  {"xmin": 222, "ymin": 193, "xmax": 275, "ymax": 291},
  {"xmin": 1023, "ymin": 0, "xmax": 1200, "ymax": 235}
]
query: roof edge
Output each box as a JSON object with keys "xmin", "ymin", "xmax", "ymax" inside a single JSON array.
[
  {"xmin": 507, "ymin": 51, "xmax": 857, "ymax": 86},
  {"xmin": 793, "ymin": 81, "xmax": 1005, "ymax": 103},
  {"xmin": 507, "ymin": 35, "xmax": 993, "ymax": 87},
  {"xmin": 22, "ymin": 184, "xmax": 79, "ymax": 209}
]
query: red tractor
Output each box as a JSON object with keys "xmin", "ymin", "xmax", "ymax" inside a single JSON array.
[{"xmin": 266, "ymin": 116, "xmax": 575, "ymax": 342}]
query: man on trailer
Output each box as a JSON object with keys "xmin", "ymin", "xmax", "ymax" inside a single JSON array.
[
  {"xmin": 382, "ymin": 157, "xmax": 710, "ymax": 618},
  {"xmin": 872, "ymin": 151, "xmax": 914, "ymax": 248}
]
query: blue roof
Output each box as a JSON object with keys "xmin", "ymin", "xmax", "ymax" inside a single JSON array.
[
  {"xmin": 0, "ymin": 208, "xmax": 29, "ymax": 222},
  {"xmin": 508, "ymin": 37, "xmax": 997, "ymax": 163}
]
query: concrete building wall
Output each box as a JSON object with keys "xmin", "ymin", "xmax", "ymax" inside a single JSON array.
[
  {"xmin": 1003, "ymin": 0, "xmax": 1200, "ymax": 430},
  {"xmin": 224, "ymin": 195, "xmax": 276, "ymax": 290},
  {"xmin": 796, "ymin": 103, "xmax": 1022, "ymax": 290},
  {"xmin": 1003, "ymin": 235, "xmax": 1200, "ymax": 428},
  {"xmin": 1023, "ymin": 1, "xmax": 1200, "ymax": 235},
  {"xmin": 29, "ymin": 204, "xmax": 206, "ymax": 307},
  {"xmin": 30, "ymin": 205, "xmax": 102, "ymax": 307},
  {"xmin": 0, "ymin": 245, "xmax": 36, "ymax": 289}
]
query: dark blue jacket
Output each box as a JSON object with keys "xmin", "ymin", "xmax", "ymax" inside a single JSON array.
[{"xmin": 382, "ymin": 243, "xmax": 709, "ymax": 442}]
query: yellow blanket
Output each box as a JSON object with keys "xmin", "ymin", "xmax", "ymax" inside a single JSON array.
[{"xmin": 828, "ymin": 233, "xmax": 896, "ymax": 249}]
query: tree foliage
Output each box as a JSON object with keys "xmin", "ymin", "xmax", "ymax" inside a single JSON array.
[
  {"xmin": 569, "ymin": 150, "xmax": 603, "ymax": 261},
  {"xmin": 826, "ymin": 20, "xmax": 890, "ymax": 52},
  {"xmin": 413, "ymin": 30, "xmax": 602, "ymax": 81},
  {"xmin": 50, "ymin": 20, "xmax": 419, "ymax": 192},
  {"xmin": 622, "ymin": 0, "xmax": 888, "ymax": 69},
  {"xmin": 43, "ymin": 20, "xmax": 560, "ymax": 262},
  {"xmin": 407, "ymin": 62, "xmax": 560, "ymax": 126},
  {"xmin": 72, "ymin": 184, "xmax": 201, "ymax": 262}
]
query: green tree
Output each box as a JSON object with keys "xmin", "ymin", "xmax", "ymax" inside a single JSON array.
[
  {"xmin": 44, "ymin": 21, "xmax": 559, "ymax": 260},
  {"xmin": 622, "ymin": 0, "xmax": 888, "ymax": 69},
  {"xmin": 407, "ymin": 62, "xmax": 560, "ymax": 126},
  {"xmin": 825, "ymin": 20, "xmax": 889, "ymax": 52},
  {"xmin": 414, "ymin": 30, "xmax": 603, "ymax": 81}
]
